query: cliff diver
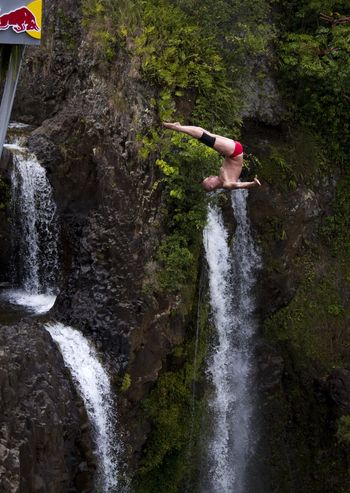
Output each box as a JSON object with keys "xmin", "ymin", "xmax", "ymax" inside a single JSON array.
[{"xmin": 163, "ymin": 122, "xmax": 261, "ymax": 192}]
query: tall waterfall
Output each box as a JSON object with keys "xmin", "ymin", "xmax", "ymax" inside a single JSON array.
[
  {"xmin": 203, "ymin": 190, "xmax": 260, "ymax": 493},
  {"xmin": 10, "ymin": 147, "xmax": 58, "ymax": 294},
  {"xmin": 2, "ymin": 128, "xmax": 58, "ymax": 313},
  {"xmin": 46, "ymin": 322, "xmax": 120, "ymax": 493},
  {"xmin": 3, "ymin": 125, "xmax": 122, "ymax": 491}
]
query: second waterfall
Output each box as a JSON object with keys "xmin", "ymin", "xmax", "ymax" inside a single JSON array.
[
  {"xmin": 10, "ymin": 145, "xmax": 59, "ymax": 295},
  {"xmin": 202, "ymin": 190, "xmax": 261, "ymax": 493},
  {"xmin": 1, "ymin": 126, "xmax": 59, "ymax": 314}
]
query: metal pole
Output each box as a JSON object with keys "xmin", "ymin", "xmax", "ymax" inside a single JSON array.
[{"xmin": 0, "ymin": 45, "xmax": 25, "ymax": 158}]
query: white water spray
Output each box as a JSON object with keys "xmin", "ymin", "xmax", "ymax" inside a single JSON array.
[
  {"xmin": 203, "ymin": 190, "xmax": 260, "ymax": 493},
  {"xmin": 2, "ymin": 132, "xmax": 59, "ymax": 313},
  {"xmin": 46, "ymin": 322, "xmax": 120, "ymax": 493},
  {"xmin": 10, "ymin": 148, "xmax": 58, "ymax": 294}
]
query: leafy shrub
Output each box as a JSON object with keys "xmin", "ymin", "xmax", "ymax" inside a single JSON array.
[
  {"xmin": 337, "ymin": 415, "xmax": 350, "ymax": 444},
  {"xmin": 279, "ymin": 17, "xmax": 350, "ymax": 158}
]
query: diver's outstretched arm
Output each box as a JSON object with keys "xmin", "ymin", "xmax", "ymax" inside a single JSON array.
[{"xmin": 224, "ymin": 177, "xmax": 261, "ymax": 190}]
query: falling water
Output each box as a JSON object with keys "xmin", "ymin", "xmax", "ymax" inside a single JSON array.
[
  {"xmin": 2, "ymin": 128, "xmax": 122, "ymax": 489},
  {"xmin": 2, "ymin": 131, "xmax": 58, "ymax": 313},
  {"xmin": 46, "ymin": 322, "xmax": 120, "ymax": 493},
  {"xmin": 10, "ymin": 147, "xmax": 58, "ymax": 293},
  {"xmin": 203, "ymin": 190, "xmax": 260, "ymax": 493}
]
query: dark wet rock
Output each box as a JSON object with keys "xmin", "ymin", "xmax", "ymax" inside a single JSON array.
[
  {"xmin": 241, "ymin": 59, "xmax": 285, "ymax": 125},
  {"xmin": 326, "ymin": 369, "xmax": 350, "ymax": 416},
  {"xmin": 14, "ymin": 0, "xmax": 82, "ymax": 125},
  {"xmin": 256, "ymin": 342, "xmax": 284, "ymax": 393},
  {"xmin": 0, "ymin": 320, "xmax": 95, "ymax": 492},
  {"xmin": 0, "ymin": 149, "xmax": 13, "ymax": 283},
  {"xmin": 0, "ymin": 205, "xmax": 11, "ymax": 283},
  {"xmin": 221, "ymin": 195, "xmax": 237, "ymax": 241},
  {"xmin": 249, "ymin": 177, "xmax": 334, "ymax": 317}
]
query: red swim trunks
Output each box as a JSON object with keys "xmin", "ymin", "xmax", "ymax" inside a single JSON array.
[{"xmin": 231, "ymin": 141, "xmax": 243, "ymax": 158}]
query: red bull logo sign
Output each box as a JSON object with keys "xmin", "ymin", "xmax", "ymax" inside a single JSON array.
[{"xmin": 0, "ymin": 0, "xmax": 42, "ymax": 44}]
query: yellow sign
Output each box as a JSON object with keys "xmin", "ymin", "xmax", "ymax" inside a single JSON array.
[{"xmin": 26, "ymin": 0, "xmax": 42, "ymax": 39}]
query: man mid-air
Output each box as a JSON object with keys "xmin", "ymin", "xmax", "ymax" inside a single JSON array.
[{"xmin": 163, "ymin": 122, "xmax": 261, "ymax": 191}]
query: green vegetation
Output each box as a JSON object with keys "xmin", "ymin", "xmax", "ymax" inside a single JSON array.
[
  {"xmin": 57, "ymin": 8, "xmax": 80, "ymax": 52},
  {"xmin": 337, "ymin": 415, "xmax": 350, "ymax": 444},
  {"xmin": 134, "ymin": 297, "xmax": 211, "ymax": 492},
  {"xmin": 257, "ymin": 130, "xmax": 327, "ymax": 191},
  {"xmin": 320, "ymin": 171, "xmax": 350, "ymax": 258},
  {"xmin": 265, "ymin": 261, "xmax": 349, "ymax": 367},
  {"xmin": 82, "ymin": 0, "xmax": 350, "ymax": 490},
  {"xmin": 279, "ymin": 2, "xmax": 350, "ymax": 159},
  {"xmin": 153, "ymin": 136, "xmax": 220, "ymax": 292},
  {"xmin": 120, "ymin": 372, "xmax": 132, "ymax": 392}
]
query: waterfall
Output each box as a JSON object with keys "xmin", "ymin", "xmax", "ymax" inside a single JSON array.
[
  {"xmin": 2, "ymin": 129, "xmax": 58, "ymax": 313},
  {"xmin": 10, "ymin": 147, "xmax": 58, "ymax": 293},
  {"xmin": 2, "ymin": 126, "xmax": 123, "ymax": 490},
  {"xmin": 46, "ymin": 322, "xmax": 120, "ymax": 493},
  {"xmin": 203, "ymin": 190, "xmax": 260, "ymax": 493}
]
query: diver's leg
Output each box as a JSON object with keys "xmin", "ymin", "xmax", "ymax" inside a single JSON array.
[
  {"xmin": 164, "ymin": 122, "xmax": 235, "ymax": 156},
  {"xmin": 163, "ymin": 122, "xmax": 205, "ymax": 138}
]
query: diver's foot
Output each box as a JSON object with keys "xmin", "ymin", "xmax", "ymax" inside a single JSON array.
[
  {"xmin": 254, "ymin": 176, "xmax": 261, "ymax": 187},
  {"xmin": 163, "ymin": 122, "xmax": 181, "ymax": 130}
]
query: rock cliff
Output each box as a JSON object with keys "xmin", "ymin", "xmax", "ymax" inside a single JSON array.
[
  {"xmin": 246, "ymin": 123, "xmax": 350, "ymax": 491},
  {"xmin": 0, "ymin": 0, "xmax": 349, "ymax": 491},
  {"xmin": 10, "ymin": 0, "xmax": 194, "ymax": 476},
  {"xmin": 0, "ymin": 321, "xmax": 94, "ymax": 492}
]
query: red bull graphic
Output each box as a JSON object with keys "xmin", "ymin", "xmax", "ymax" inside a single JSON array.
[
  {"xmin": 0, "ymin": 0, "xmax": 42, "ymax": 44},
  {"xmin": 0, "ymin": 7, "xmax": 39, "ymax": 33}
]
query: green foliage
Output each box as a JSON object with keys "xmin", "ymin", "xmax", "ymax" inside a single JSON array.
[
  {"xmin": 151, "ymin": 132, "xmax": 222, "ymax": 292},
  {"xmin": 134, "ymin": 298, "xmax": 211, "ymax": 493},
  {"xmin": 157, "ymin": 236, "xmax": 194, "ymax": 291},
  {"xmin": 320, "ymin": 172, "xmax": 350, "ymax": 257},
  {"xmin": 269, "ymin": 0, "xmax": 350, "ymax": 373},
  {"xmin": 83, "ymin": 0, "xmax": 275, "ymax": 126},
  {"xmin": 81, "ymin": 0, "xmax": 121, "ymax": 59},
  {"xmin": 336, "ymin": 415, "xmax": 350, "ymax": 444},
  {"xmin": 257, "ymin": 130, "xmax": 327, "ymax": 190},
  {"xmin": 135, "ymin": 4, "xmax": 223, "ymax": 90},
  {"xmin": 279, "ymin": 0, "xmax": 350, "ymax": 29},
  {"xmin": 131, "ymin": 0, "xmax": 241, "ymax": 128},
  {"xmin": 57, "ymin": 9, "xmax": 80, "ymax": 51},
  {"xmin": 279, "ymin": 11, "xmax": 350, "ymax": 158},
  {"xmin": 264, "ymin": 256, "xmax": 350, "ymax": 367},
  {"xmin": 120, "ymin": 372, "xmax": 132, "ymax": 392},
  {"xmin": 327, "ymin": 303, "xmax": 343, "ymax": 316},
  {"xmin": 136, "ymin": 370, "xmax": 194, "ymax": 492}
]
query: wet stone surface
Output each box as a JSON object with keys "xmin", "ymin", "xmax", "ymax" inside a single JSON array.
[{"xmin": 0, "ymin": 320, "xmax": 95, "ymax": 492}]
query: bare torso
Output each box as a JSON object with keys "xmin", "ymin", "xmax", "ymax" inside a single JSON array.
[{"xmin": 219, "ymin": 155, "xmax": 243, "ymax": 185}]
